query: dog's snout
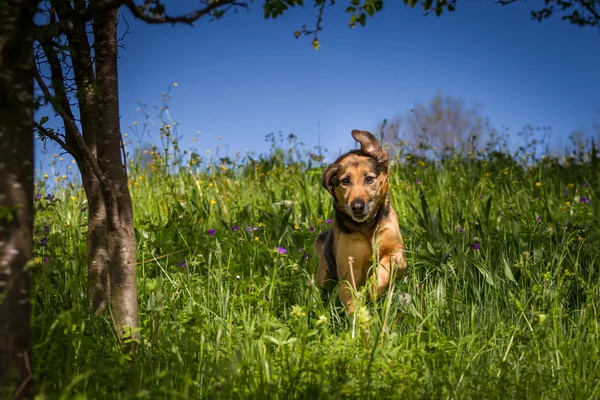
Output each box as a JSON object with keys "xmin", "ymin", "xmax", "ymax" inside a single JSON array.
[{"xmin": 351, "ymin": 199, "xmax": 365, "ymax": 213}]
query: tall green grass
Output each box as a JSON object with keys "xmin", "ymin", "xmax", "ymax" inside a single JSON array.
[{"xmin": 30, "ymin": 130, "xmax": 600, "ymax": 399}]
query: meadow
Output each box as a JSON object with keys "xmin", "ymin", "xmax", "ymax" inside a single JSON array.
[{"xmin": 30, "ymin": 125, "xmax": 600, "ymax": 399}]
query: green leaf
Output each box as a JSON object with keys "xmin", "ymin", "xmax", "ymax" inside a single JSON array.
[
  {"xmin": 39, "ymin": 116, "xmax": 49, "ymax": 125},
  {"xmin": 427, "ymin": 241, "xmax": 435, "ymax": 255}
]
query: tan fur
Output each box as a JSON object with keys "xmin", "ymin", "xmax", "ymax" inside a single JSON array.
[{"xmin": 314, "ymin": 130, "xmax": 406, "ymax": 314}]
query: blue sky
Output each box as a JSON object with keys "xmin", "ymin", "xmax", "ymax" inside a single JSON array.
[{"xmin": 37, "ymin": 0, "xmax": 600, "ymax": 174}]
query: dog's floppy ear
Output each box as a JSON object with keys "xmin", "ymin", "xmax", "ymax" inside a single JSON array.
[
  {"xmin": 351, "ymin": 129, "xmax": 389, "ymax": 166},
  {"xmin": 322, "ymin": 161, "xmax": 339, "ymax": 196}
]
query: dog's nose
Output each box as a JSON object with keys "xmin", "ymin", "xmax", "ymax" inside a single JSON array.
[{"xmin": 351, "ymin": 199, "xmax": 365, "ymax": 214}]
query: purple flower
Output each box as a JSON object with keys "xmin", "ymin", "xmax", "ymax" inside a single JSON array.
[
  {"xmin": 40, "ymin": 237, "xmax": 48, "ymax": 247},
  {"xmin": 583, "ymin": 182, "xmax": 590, "ymax": 187},
  {"xmin": 326, "ymin": 219, "xmax": 333, "ymax": 224},
  {"xmin": 34, "ymin": 193, "xmax": 42, "ymax": 201},
  {"xmin": 81, "ymin": 207, "xmax": 86, "ymax": 213},
  {"xmin": 44, "ymin": 193, "xmax": 54, "ymax": 201},
  {"xmin": 246, "ymin": 227, "xmax": 258, "ymax": 233},
  {"xmin": 208, "ymin": 228, "xmax": 215, "ymax": 236},
  {"xmin": 276, "ymin": 247, "xmax": 287, "ymax": 254},
  {"xmin": 416, "ymin": 178, "xmax": 421, "ymax": 185},
  {"xmin": 536, "ymin": 216, "xmax": 541, "ymax": 222},
  {"xmin": 177, "ymin": 260, "xmax": 188, "ymax": 268},
  {"xmin": 43, "ymin": 256, "xmax": 50, "ymax": 263},
  {"xmin": 563, "ymin": 190, "xmax": 568, "ymax": 196},
  {"xmin": 459, "ymin": 227, "xmax": 464, "ymax": 233},
  {"xmin": 472, "ymin": 243, "xmax": 481, "ymax": 250},
  {"xmin": 43, "ymin": 225, "xmax": 50, "ymax": 233},
  {"xmin": 232, "ymin": 225, "xmax": 239, "ymax": 232},
  {"xmin": 580, "ymin": 197, "xmax": 591, "ymax": 204},
  {"xmin": 309, "ymin": 226, "xmax": 314, "ymax": 232}
]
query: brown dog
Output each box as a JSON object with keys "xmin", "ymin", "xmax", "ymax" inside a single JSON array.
[{"xmin": 314, "ymin": 130, "xmax": 406, "ymax": 314}]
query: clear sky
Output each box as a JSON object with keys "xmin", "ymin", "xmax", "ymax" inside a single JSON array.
[{"xmin": 36, "ymin": 0, "xmax": 600, "ymax": 174}]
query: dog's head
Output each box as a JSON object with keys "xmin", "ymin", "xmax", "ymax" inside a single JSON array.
[{"xmin": 322, "ymin": 130, "xmax": 389, "ymax": 223}]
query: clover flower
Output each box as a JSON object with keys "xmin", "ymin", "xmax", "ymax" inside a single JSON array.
[
  {"xmin": 472, "ymin": 243, "xmax": 480, "ymax": 250},
  {"xmin": 208, "ymin": 228, "xmax": 215, "ymax": 236},
  {"xmin": 580, "ymin": 197, "xmax": 591, "ymax": 204},
  {"xmin": 232, "ymin": 225, "xmax": 239, "ymax": 232},
  {"xmin": 40, "ymin": 237, "xmax": 48, "ymax": 247},
  {"xmin": 276, "ymin": 247, "xmax": 287, "ymax": 255}
]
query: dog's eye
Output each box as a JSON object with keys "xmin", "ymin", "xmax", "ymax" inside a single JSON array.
[
  {"xmin": 340, "ymin": 177, "xmax": 351, "ymax": 186},
  {"xmin": 365, "ymin": 176, "xmax": 375, "ymax": 184}
]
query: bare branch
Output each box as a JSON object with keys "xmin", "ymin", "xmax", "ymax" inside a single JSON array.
[{"xmin": 121, "ymin": 0, "xmax": 248, "ymax": 25}]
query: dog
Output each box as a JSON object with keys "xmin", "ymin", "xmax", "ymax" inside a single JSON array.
[{"xmin": 313, "ymin": 129, "xmax": 406, "ymax": 314}]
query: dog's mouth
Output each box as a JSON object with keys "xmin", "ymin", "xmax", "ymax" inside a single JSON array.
[{"xmin": 345, "ymin": 200, "xmax": 375, "ymax": 223}]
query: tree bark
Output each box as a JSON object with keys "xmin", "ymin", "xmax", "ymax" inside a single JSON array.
[
  {"xmin": 94, "ymin": 7, "xmax": 139, "ymax": 335},
  {"xmin": 0, "ymin": 0, "xmax": 38, "ymax": 398}
]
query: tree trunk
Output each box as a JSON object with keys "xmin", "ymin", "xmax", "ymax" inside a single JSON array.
[
  {"xmin": 94, "ymin": 7, "xmax": 139, "ymax": 335},
  {"xmin": 0, "ymin": 0, "xmax": 37, "ymax": 398},
  {"xmin": 59, "ymin": 0, "xmax": 112, "ymax": 316}
]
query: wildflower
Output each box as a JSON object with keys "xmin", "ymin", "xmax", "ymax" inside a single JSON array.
[
  {"xmin": 71, "ymin": 196, "xmax": 76, "ymax": 201},
  {"xmin": 210, "ymin": 199, "xmax": 216, "ymax": 205},
  {"xmin": 472, "ymin": 243, "xmax": 481, "ymax": 250},
  {"xmin": 326, "ymin": 219, "xmax": 333, "ymax": 224},
  {"xmin": 81, "ymin": 207, "xmax": 86, "ymax": 213},
  {"xmin": 535, "ymin": 182, "xmax": 541, "ymax": 187},
  {"xmin": 276, "ymin": 247, "xmax": 287, "ymax": 255},
  {"xmin": 583, "ymin": 182, "xmax": 589, "ymax": 187},
  {"xmin": 316, "ymin": 315, "xmax": 328, "ymax": 326},
  {"xmin": 416, "ymin": 178, "xmax": 421, "ymax": 185},
  {"xmin": 578, "ymin": 236, "xmax": 584, "ymax": 241},
  {"xmin": 34, "ymin": 257, "xmax": 42, "ymax": 265},
  {"xmin": 44, "ymin": 193, "xmax": 54, "ymax": 201},
  {"xmin": 173, "ymin": 82, "xmax": 178, "ymax": 87},
  {"xmin": 254, "ymin": 236, "xmax": 259, "ymax": 241},
  {"xmin": 294, "ymin": 224, "xmax": 299, "ymax": 230},
  {"xmin": 309, "ymin": 226, "xmax": 314, "ymax": 232},
  {"xmin": 43, "ymin": 173, "xmax": 49, "ymax": 179},
  {"xmin": 458, "ymin": 227, "xmax": 464, "ymax": 233},
  {"xmin": 568, "ymin": 183, "xmax": 575, "ymax": 189},
  {"xmin": 580, "ymin": 197, "xmax": 591, "ymax": 204},
  {"xmin": 563, "ymin": 190, "xmax": 568, "ymax": 196},
  {"xmin": 40, "ymin": 237, "xmax": 48, "ymax": 247},
  {"xmin": 290, "ymin": 305, "xmax": 305, "ymax": 319},
  {"xmin": 43, "ymin": 256, "xmax": 50, "ymax": 263},
  {"xmin": 177, "ymin": 260, "xmax": 187, "ymax": 268},
  {"xmin": 208, "ymin": 228, "xmax": 215, "ymax": 236},
  {"xmin": 536, "ymin": 216, "xmax": 541, "ymax": 222},
  {"xmin": 232, "ymin": 225, "xmax": 239, "ymax": 232},
  {"xmin": 43, "ymin": 225, "xmax": 50, "ymax": 233},
  {"xmin": 34, "ymin": 193, "xmax": 41, "ymax": 201}
]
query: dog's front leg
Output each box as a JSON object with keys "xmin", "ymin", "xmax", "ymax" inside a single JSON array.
[
  {"xmin": 371, "ymin": 249, "xmax": 406, "ymax": 299},
  {"xmin": 336, "ymin": 238, "xmax": 371, "ymax": 315}
]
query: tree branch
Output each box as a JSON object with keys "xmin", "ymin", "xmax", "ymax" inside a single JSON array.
[
  {"xmin": 34, "ymin": 68, "xmax": 110, "ymax": 191},
  {"xmin": 33, "ymin": 121, "xmax": 75, "ymax": 156}
]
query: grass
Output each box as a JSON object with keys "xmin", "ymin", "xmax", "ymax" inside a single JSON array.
[{"xmin": 30, "ymin": 128, "xmax": 600, "ymax": 399}]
